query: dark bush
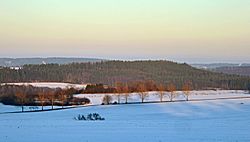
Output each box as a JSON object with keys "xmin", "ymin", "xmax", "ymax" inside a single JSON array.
[
  {"xmin": 84, "ymin": 84, "xmax": 116, "ymax": 93},
  {"xmin": 70, "ymin": 97, "xmax": 91, "ymax": 105},
  {"xmin": 74, "ymin": 113, "xmax": 105, "ymax": 121},
  {"xmin": 0, "ymin": 95, "xmax": 16, "ymax": 105},
  {"xmin": 74, "ymin": 114, "xmax": 87, "ymax": 120}
]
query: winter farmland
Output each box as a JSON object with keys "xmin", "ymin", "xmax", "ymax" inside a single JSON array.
[{"xmin": 1, "ymin": 90, "xmax": 250, "ymax": 142}]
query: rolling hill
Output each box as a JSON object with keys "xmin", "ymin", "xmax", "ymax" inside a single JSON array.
[{"xmin": 0, "ymin": 60, "xmax": 250, "ymax": 90}]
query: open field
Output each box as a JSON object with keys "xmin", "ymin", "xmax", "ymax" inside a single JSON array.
[
  {"xmin": 1, "ymin": 98, "xmax": 250, "ymax": 142},
  {"xmin": 1, "ymin": 90, "xmax": 250, "ymax": 142},
  {"xmin": 1, "ymin": 90, "xmax": 249, "ymax": 113},
  {"xmin": 75, "ymin": 90, "xmax": 249, "ymax": 105}
]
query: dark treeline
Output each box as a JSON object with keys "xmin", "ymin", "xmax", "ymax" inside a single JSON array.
[
  {"xmin": 84, "ymin": 81, "xmax": 160, "ymax": 93},
  {"xmin": 0, "ymin": 85, "xmax": 90, "ymax": 108},
  {"xmin": 1, "ymin": 60, "xmax": 250, "ymax": 90}
]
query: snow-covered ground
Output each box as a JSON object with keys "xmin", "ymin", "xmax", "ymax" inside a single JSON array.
[
  {"xmin": 1, "ymin": 82, "xmax": 87, "ymax": 89},
  {"xmin": 0, "ymin": 103, "xmax": 64, "ymax": 113},
  {"xmin": 75, "ymin": 90, "xmax": 249, "ymax": 105},
  {"xmin": 1, "ymin": 97, "xmax": 250, "ymax": 142},
  {"xmin": 1, "ymin": 90, "xmax": 248, "ymax": 113},
  {"xmin": 0, "ymin": 103, "xmax": 20, "ymax": 113}
]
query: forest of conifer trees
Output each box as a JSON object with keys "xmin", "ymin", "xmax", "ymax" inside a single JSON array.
[{"xmin": 0, "ymin": 60, "xmax": 250, "ymax": 90}]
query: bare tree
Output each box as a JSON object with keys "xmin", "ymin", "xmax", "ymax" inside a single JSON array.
[
  {"xmin": 15, "ymin": 92, "xmax": 27, "ymax": 112},
  {"xmin": 38, "ymin": 92, "xmax": 46, "ymax": 111},
  {"xmin": 59, "ymin": 90, "xmax": 67, "ymax": 108},
  {"xmin": 182, "ymin": 82, "xmax": 192, "ymax": 101},
  {"xmin": 115, "ymin": 82, "xmax": 123, "ymax": 104},
  {"xmin": 123, "ymin": 83, "xmax": 130, "ymax": 104},
  {"xmin": 47, "ymin": 91, "xmax": 55, "ymax": 109},
  {"xmin": 157, "ymin": 84, "xmax": 165, "ymax": 102},
  {"xmin": 248, "ymin": 83, "xmax": 250, "ymax": 94},
  {"xmin": 137, "ymin": 82, "xmax": 148, "ymax": 103},
  {"xmin": 102, "ymin": 95, "xmax": 112, "ymax": 105},
  {"xmin": 145, "ymin": 80, "xmax": 157, "ymax": 91},
  {"xmin": 167, "ymin": 83, "xmax": 176, "ymax": 102}
]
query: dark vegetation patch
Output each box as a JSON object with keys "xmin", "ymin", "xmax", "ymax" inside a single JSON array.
[{"xmin": 74, "ymin": 113, "xmax": 105, "ymax": 121}]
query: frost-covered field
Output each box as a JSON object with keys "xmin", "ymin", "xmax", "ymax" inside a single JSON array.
[
  {"xmin": 1, "ymin": 90, "xmax": 250, "ymax": 142},
  {"xmin": 1, "ymin": 98, "xmax": 250, "ymax": 142}
]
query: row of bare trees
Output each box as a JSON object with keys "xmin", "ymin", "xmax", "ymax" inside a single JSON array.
[
  {"xmin": 15, "ymin": 89, "xmax": 71, "ymax": 112},
  {"xmin": 37, "ymin": 91, "xmax": 61, "ymax": 111},
  {"xmin": 113, "ymin": 81, "xmax": 193, "ymax": 104}
]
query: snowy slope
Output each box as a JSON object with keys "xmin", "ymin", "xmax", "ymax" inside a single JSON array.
[
  {"xmin": 0, "ymin": 98, "xmax": 250, "ymax": 142},
  {"xmin": 0, "ymin": 103, "xmax": 20, "ymax": 113}
]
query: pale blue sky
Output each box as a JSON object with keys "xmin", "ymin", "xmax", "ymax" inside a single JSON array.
[{"xmin": 0, "ymin": 0, "xmax": 250, "ymax": 63}]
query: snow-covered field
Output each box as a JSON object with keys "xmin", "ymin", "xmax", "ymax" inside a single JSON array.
[
  {"xmin": 1, "ymin": 90, "xmax": 250, "ymax": 142},
  {"xmin": 0, "ymin": 103, "xmax": 20, "ymax": 113},
  {"xmin": 0, "ymin": 103, "xmax": 63, "ymax": 113},
  {"xmin": 1, "ymin": 98, "xmax": 250, "ymax": 142},
  {"xmin": 75, "ymin": 90, "xmax": 249, "ymax": 105},
  {"xmin": 1, "ymin": 82, "xmax": 87, "ymax": 89},
  {"xmin": 0, "ymin": 90, "xmax": 249, "ymax": 113}
]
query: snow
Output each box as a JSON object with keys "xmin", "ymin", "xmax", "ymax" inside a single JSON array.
[
  {"xmin": 1, "ymin": 82, "xmax": 87, "ymax": 89},
  {"xmin": 1, "ymin": 90, "xmax": 250, "ymax": 142},
  {"xmin": 75, "ymin": 90, "xmax": 249, "ymax": 105},
  {"xmin": 0, "ymin": 103, "xmax": 63, "ymax": 113},
  {"xmin": 0, "ymin": 103, "xmax": 20, "ymax": 113},
  {"xmin": 1, "ymin": 90, "xmax": 248, "ymax": 113}
]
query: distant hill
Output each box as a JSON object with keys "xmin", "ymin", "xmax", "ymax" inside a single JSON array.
[
  {"xmin": 191, "ymin": 63, "xmax": 250, "ymax": 77},
  {"xmin": 0, "ymin": 57, "xmax": 103, "ymax": 67},
  {"xmin": 0, "ymin": 60, "xmax": 250, "ymax": 90},
  {"xmin": 213, "ymin": 66, "xmax": 250, "ymax": 77}
]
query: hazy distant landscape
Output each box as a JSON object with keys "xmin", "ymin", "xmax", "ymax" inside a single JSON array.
[
  {"xmin": 0, "ymin": 57, "xmax": 103, "ymax": 67},
  {"xmin": 192, "ymin": 63, "xmax": 250, "ymax": 77},
  {"xmin": 1, "ymin": 58, "xmax": 250, "ymax": 77}
]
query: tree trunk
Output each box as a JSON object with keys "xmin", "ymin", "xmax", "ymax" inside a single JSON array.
[
  {"xmin": 42, "ymin": 103, "xmax": 44, "ymax": 111},
  {"xmin": 118, "ymin": 95, "xmax": 120, "ymax": 104},
  {"xmin": 62, "ymin": 99, "xmax": 64, "ymax": 108},
  {"xmin": 61, "ymin": 94, "xmax": 64, "ymax": 108},
  {"xmin": 51, "ymin": 99, "xmax": 54, "ymax": 110}
]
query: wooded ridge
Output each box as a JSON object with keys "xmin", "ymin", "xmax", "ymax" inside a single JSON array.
[{"xmin": 0, "ymin": 60, "xmax": 250, "ymax": 90}]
